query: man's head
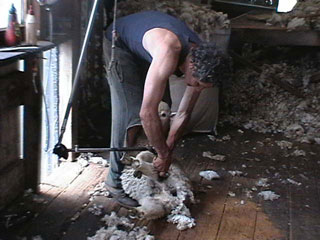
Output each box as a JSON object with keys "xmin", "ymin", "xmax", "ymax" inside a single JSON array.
[{"xmin": 185, "ymin": 43, "xmax": 232, "ymax": 88}]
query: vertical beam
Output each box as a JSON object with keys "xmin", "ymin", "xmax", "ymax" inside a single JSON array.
[
  {"xmin": 71, "ymin": 0, "xmax": 82, "ymax": 160},
  {"xmin": 23, "ymin": 56, "xmax": 42, "ymax": 191},
  {"xmin": 59, "ymin": 40, "xmax": 73, "ymax": 154}
]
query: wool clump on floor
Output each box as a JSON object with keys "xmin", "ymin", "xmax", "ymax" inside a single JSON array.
[
  {"xmin": 199, "ymin": 170, "xmax": 220, "ymax": 180},
  {"xmin": 120, "ymin": 151, "xmax": 196, "ymax": 231},
  {"xmin": 88, "ymin": 212, "xmax": 154, "ymax": 240},
  {"xmin": 258, "ymin": 191, "xmax": 280, "ymax": 201}
]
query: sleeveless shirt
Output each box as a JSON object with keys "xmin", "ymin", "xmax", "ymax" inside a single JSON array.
[{"xmin": 106, "ymin": 10, "xmax": 201, "ymax": 64}]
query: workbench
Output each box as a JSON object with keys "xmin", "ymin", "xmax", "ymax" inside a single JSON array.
[{"xmin": 0, "ymin": 41, "xmax": 55, "ymax": 210}]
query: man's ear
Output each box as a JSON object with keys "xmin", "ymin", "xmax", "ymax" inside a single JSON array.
[{"xmin": 186, "ymin": 55, "xmax": 194, "ymax": 72}]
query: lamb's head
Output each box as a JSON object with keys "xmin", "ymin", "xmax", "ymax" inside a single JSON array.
[
  {"xmin": 158, "ymin": 101, "xmax": 171, "ymax": 135},
  {"xmin": 131, "ymin": 151, "xmax": 158, "ymax": 180},
  {"xmin": 134, "ymin": 151, "xmax": 155, "ymax": 163}
]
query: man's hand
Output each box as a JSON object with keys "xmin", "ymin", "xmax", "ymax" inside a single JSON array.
[{"xmin": 153, "ymin": 156, "xmax": 172, "ymax": 177}]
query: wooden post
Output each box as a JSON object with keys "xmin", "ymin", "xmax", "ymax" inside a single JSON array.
[
  {"xmin": 23, "ymin": 55, "xmax": 42, "ymax": 191},
  {"xmin": 71, "ymin": 0, "xmax": 82, "ymax": 160}
]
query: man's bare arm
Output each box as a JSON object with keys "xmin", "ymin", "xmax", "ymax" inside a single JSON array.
[
  {"xmin": 166, "ymin": 86, "xmax": 202, "ymax": 150},
  {"xmin": 140, "ymin": 29, "xmax": 181, "ymax": 161}
]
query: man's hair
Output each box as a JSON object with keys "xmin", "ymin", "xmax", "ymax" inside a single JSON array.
[{"xmin": 190, "ymin": 43, "xmax": 232, "ymax": 87}]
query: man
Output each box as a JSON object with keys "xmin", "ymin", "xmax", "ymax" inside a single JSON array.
[{"xmin": 104, "ymin": 10, "xmax": 231, "ymax": 208}]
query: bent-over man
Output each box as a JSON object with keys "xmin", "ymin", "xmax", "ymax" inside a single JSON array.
[{"xmin": 104, "ymin": 10, "xmax": 231, "ymax": 208}]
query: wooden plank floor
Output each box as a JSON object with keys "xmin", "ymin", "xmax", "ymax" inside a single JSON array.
[{"xmin": 1, "ymin": 126, "xmax": 320, "ymax": 240}]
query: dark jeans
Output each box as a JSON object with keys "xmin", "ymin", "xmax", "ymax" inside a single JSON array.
[{"xmin": 103, "ymin": 38, "xmax": 146, "ymax": 188}]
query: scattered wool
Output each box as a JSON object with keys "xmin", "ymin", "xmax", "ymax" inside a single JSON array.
[
  {"xmin": 256, "ymin": 178, "xmax": 270, "ymax": 187},
  {"xmin": 120, "ymin": 151, "xmax": 195, "ymax": 230},
  {"xmin": 222, "ymin": 135, "xmax": 231, "ymax": 141},
  {"xmin": 116, "ymin": 0, "xmax": 230, "ymax": 42},
  {"xmin": 101, "ymin": 212, "xmax": 133, "ymax": 229},
  {"xmin": 167, "ymin": 214, "xmax": 196, "ymax": 231},
  {"xmin": 71, "ymin": 212, "xmax": 81, "ymax": 221},
  {"xmin": 228, "ymin": 192, "xmax": 236, "ymax": 197},
  {"xmin": 291, "ymin": 149, "xmax": 307, "ymax": 157},
  {"xmin": 199, "ymin": 170, "xmax": 220, "ymax": 180},
  {"xmin": 167, "ymin": 203, "xmax": 196, "ymax": 230},
  {"xmin": 77, "ymin": 153, "xmax": 109, "ymax": 167},
  {"xmin": 299, "ymin": 174, "xmax": 309, "ymax": 180},
  {"xmin": 88, "ymin": 204, "xmax": 104, "ymax": 216},
  {"xmin": 228, "ymin": 170, "xmax": 243, "ymax": 177},
  {"xmin": 220, "ymin": 49, "xmax": 320, "ymax": 144},
  {"xmin": 287, "ymin": 178, "xmax": 302, "ymax": 186},
  {"xmin": 88, "ymin": 212, "xmax": 154, "ymax": 240},
  {"xmin": 276, "ymin": 140, "xmax": 293, "ymax": 149},
  {"xmin": 207, "ymin": 135, "xmax": 216, "ymax": 141},
  {"xmin": 258, "ymin": 191, "xmax": 280, "ymax": 201},
  {"xmin": 24, "ymin": 188, "xmax": 33, "ymax": 197},
  {"xmin": 245, "ymin": 189, "xmax": 254, "ymax": 199},
  {"xmin": 202, "ymin": 152, "xmax": 226, "ymax": 161},
  {"xmin": 90, "ymin": 157, "xmax": 108, "ymax": 167},
  {"xmin": 89, "ymin": 182, "xmax": 110, "ymax": 201},
  {"xmin": 78, "ymin": 158, "xmax": 89, "ymax": 168}
]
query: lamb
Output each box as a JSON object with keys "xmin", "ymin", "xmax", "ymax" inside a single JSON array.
[
  {"xmin": 118, "ymin": 101, "xmax": 196, "ymax": 230},
  {"xmin": 121, "ymin": 151, "xmax": 196, "ymax": 230}
]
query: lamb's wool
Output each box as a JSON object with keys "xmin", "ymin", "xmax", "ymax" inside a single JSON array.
[{"xmin": 121, "ymin": 151, "xmax": 195, "ymax": 230}]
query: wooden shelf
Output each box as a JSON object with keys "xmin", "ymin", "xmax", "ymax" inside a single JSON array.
[{"xmin": 231, "ymin": 11, "xmax": 320, "ymax": 46}]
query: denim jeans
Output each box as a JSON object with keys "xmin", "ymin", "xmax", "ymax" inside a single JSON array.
[{"xmin": 103, "ymin": 37, "xmax": 146, "ymax": 188}]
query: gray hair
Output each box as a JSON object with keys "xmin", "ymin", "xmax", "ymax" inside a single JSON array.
[{"xmin": 190, "ymin": 43, "xmax": 232, "ymax": 87}]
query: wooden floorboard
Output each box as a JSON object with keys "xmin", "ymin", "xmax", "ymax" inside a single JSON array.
[
  {"xmin": 216, "ymin": 177, "xmax": 257, "ymax": 240},
  {"xmin": 2, "ymin": 127, "xmax": 320, "ymax": 240},
  {"xmin": 43, "ymin": 162, "xmax": 85, "ymax": 188},
  {"xmin": 178, "ymin": 176, "xmax": 231, "ymax": 240},
  {"xmin": 288, "ymin": 146, "xmax": 320, "ymax": 240},
  {"xmin": 62, "ymin": 196, "xmax": 121, "ymax": 240},
  {"xmin": 177, "ymin": 138, "xmax": 232, "ymax": 240},
  {"xmin": 254, "ymin": 208, "xmax": 286, "ymax": 240},
  {"xmin": 17, "ymin": 164, "xmax": 107, "ymax": 240}
]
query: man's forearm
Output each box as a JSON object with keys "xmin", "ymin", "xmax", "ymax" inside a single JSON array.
[
  {"xmin": 166, "ymin": 86, "xmax": 201, "ymax": 150},
  {"xmin": 141, "ymin": 110, "xmax": 170, "ymax": 159},
  {"xmin": 166, "ymin": 112, "xmax": 189, "ymax": 150}
]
